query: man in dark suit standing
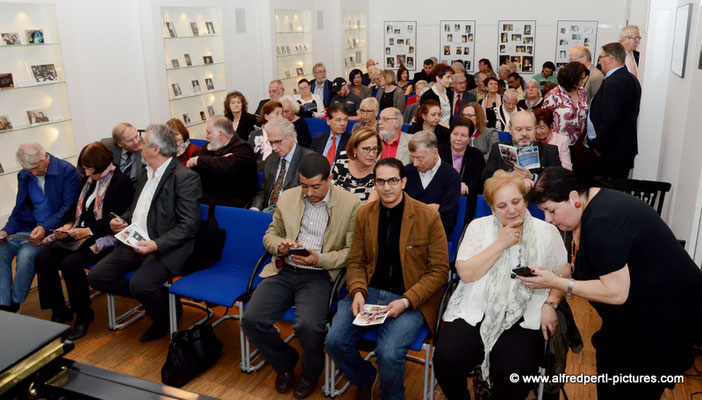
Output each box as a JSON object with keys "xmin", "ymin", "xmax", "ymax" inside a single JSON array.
[
  {"xmin": 254, "ymin": 80, "xmax": 285, "ymax": 117},
  {"xmin": 101, "ymin": 122, "xmax": 143, "ymax": 183},
  {"xmin": 311, "ymin": 104, "xmax": 351, "ymax": 169},
  {"xmin": 411, "ymin": 58, "xmax": 434, "ymax": 84},
  {"xmin": 309, "ymin": 63, "xmax": 332, "ymax": 108},
  {"xmin": 586, "ymin": 42, "xmax": 642, "ymax": 178},
  {"xmin": 482, "ymin": 111, "xmax": 561, "ymax": 188},
  {"xmin": 250, "ymin": 117, "xmax": 314, "ymax": 212},
  {"xmin": 89, "ymin": 124, "xmax": 202, "ymax": 342}
]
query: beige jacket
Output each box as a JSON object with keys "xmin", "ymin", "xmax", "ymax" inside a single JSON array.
[{"xmin": 260, "ymin": 184, "xmax": 361, "ymax": 281}]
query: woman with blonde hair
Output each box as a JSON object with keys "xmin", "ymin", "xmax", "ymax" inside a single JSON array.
[
  {"xmin": 352, "ymin": 97, "xmax": 379, "ymax": 134},
  {"xmin": 375, "ymin": 70, "xmax": 405, "ymax": 112}
]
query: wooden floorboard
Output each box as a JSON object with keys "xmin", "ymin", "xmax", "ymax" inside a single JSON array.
[{"xmin": 15, "ymin": 283, "xmax": 702, "ymax": 400}]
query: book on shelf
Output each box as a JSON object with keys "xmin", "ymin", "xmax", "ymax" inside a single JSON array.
[{"xmin": 498, "ymin": 144, "xmax": 540, "ymax": 169}]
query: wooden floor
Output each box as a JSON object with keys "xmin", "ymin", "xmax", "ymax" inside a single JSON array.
[{"xmin": 16, "ymin": 284, "xmax": 702, "ymax": 400}]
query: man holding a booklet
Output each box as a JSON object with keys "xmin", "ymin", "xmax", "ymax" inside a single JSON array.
[{"xmin": 325, "ymin": 158, "xmax": 449, "ymax": 400}]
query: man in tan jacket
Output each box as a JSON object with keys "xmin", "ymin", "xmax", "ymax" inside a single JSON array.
[
  {"xmin": 241, "ymin": 152, "xmax": 360, "ymax": 399},
  {"xmin": 325, "ymin": 158, "xmax": 449, "ymax": 400}
]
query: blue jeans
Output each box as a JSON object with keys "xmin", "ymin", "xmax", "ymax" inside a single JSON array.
[
  {"xmin": 325, "ymin": 288, "xmax": 425, "ymax": 400},
  {"xmin": 0, "ymin": 233, "xmax": 44, "ymax": 306}
]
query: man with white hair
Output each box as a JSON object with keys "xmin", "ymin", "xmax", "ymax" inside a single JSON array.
[
  {"xmin": 619, "ymin": 25, "xmax": 641, "ymax": 78},
  {"xmin": 0, "ymin": 143, "xmax": 79, "ymax": 312},
  {"xmin": 102, "ymin": 122, "xmax": 143, "ymax": 183},
  {"xmin": 495, "ymin": 88, "xmax": 519, "ymax": 131},
  {"xmin": 570, "ymin": 45, "xmax": 605, "ymax": 103},
  {"xmin": 362, "ymin": 59, "xmax": 376, "ymax": 85},
  {"xmin": 89, "ymin": 124, "xmax": 202, "ymax": 342},
  {"xmin": 310, "ymin": 63, "xmax": 332, "ymax": 108},
  {"xmin": 469, "ymin": 72, "xmax": 487, "ymax": 101},
  {"xmin": 255, "ymin": 80, "xmax": 285, "ymax": 117},
  {"xmin": 378, "ymin": 107, "xmax": 411, "ymax": 165},
  {"xmin": 497, "ymin": 64, "xmax": 511, "ymax": 90},
  {"xmin": 187, "ymin": 115, "xmax": 257, "ymax": 207},
  {"xmin": 403, "ymin": 80, "xmax": 429, "ymax": 124}
]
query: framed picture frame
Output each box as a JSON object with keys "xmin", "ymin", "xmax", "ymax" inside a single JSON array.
[{"xmin": 671, "ymin": 3, "xmax": 693, "ymax": 78}]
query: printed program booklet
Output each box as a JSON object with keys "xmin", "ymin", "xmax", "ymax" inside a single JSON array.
[
  {"xmin": 352, "ymin": 304, "xmax": 390, "ymax": 326},
  {"xmin": 115, "ymin": 224, "xmax": 149, "ymax": 249},
  {"xmin": 498, "ymin": 144, "xmax": 540, "ymax": 169}
]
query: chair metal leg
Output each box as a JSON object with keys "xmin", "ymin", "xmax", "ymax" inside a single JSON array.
[
  {"xmin": 168, "ymin": 294, "xmax": 214, "ymax": 338},
  {"xmin": 106, "ymin": 293, "xmax": 145, "ymax": 331}
]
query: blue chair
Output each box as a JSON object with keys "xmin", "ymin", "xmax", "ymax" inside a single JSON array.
[
  {"xmin": 305, "ymin": 118, "xmax": 329, "ymax": 138},
  {"xmin": 166, "ymin": 207, "xmax": 273, "ymax": 340},
  {"xmin": 190, "ymin": 138, "xmax": 207, "ymax": 147},
  {"xmin": 402, "ymin": 123, "xmax": 410, "ymax": 133},
  {"xmin": 476, "ymin": 195, "xmax": 545, "ymax": 221},
  {"xmin": 498, "ymin": 131, "xmax": 512, "ymax": 142},
  {"xmin": 447, "ymin": 196, "xmax": 467, "ymax": 264}
]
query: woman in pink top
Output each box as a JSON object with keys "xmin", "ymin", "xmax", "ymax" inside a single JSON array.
[
  {"xmin": 533, "ymin": 108, "xmax": 572, "ymax": 170},
  {"xmin": 542, "ymin": 62, "xmax": 589, "ymax": 146}
]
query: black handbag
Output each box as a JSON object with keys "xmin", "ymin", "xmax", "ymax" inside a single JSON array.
[
  {"xmin": 184, "ymin": 205, "xmax": 226, "ymax": 274},
  {"xmin": 161, "ymin": 323, "xmax": 223, "ymax": 388}
]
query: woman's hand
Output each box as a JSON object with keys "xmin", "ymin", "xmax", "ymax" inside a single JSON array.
[
  {"xmin": 54, "ymin": 223, "xmax": 73, "ymax": 240},
  {"xmin": 68, "ymin": 227, "xmax": 91, "ymax": 240},
  {"xmin": 540, "ymin": 303, "xmax": 558, "ymax": 340},
  {"xmin": 516, "ymin": 267, "xmax": 560, "ymax": 290},
  {"xmin": 495, "ymin": 219, "xmax": 522, "ymax": 250}
]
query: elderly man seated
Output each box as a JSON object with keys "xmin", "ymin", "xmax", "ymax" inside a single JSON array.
[
  {"xmin": 102, "ymin": 122, "xmax": 143, "ymax": 183},
  {"xmin": 378, "ymin": 107, "xmax": 411, "ymax": 165}
]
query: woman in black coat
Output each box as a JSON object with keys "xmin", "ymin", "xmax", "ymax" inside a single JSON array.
[
  {"xmin": 408, "ymin": 99, "xmax": 451, "ymax": 146},
  {"xmin": 34, "ymin": 142, "xmax": 134, "ymax": 340},
  {"xmin": 224, "ymin": 90, "xmax": 258, "ymax": 141}
]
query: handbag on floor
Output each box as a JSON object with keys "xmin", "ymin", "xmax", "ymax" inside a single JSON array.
[{"xmin": 161, "ymin": 323, "xmax": 222, "ymax": 388}]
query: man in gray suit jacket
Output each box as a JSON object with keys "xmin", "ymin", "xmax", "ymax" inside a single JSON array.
[
  {"xmin": 250, "ymin": 117, "xmax": 314, "ymax": 212},
  {"xmin": 89, "ymin": 124, "xmax": 202, "ymax": 343},
  {"xmin": 101, "ymin": 122, "xmax": 144, "ymax": 183},
  {"xmin": 570, "ymin": 45, "xmax": 604, "ymax": 103}
]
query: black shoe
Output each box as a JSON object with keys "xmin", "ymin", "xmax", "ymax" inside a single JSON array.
[
  {"xmin": 139, "ymin": 322, "xmax": 168, "ymax": 343},
  {"xmin": 8, "ymin": 301, "xmax": 20, "ymax": 313},
  {"xmin": 275, "ymin": 370, "xmax": 295, "ymax": 394},
  {"xmin": 65, "ymin": 321, "xmax": 91, "ymax": 341},
  {"xmin": 293, "ymin": 376, "xmax": 318, "ymax": 399},
  {"xmin": 51, "ymin": 307, "xmax": 73, "ymax": 323}
]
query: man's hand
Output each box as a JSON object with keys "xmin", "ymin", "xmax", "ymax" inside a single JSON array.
[
  {"xmin": 186, "ymin": 156, "xmax": 198, "ymax": 168},
  {"xmin": 513, "ymin": 165, "xmax": 534, "ymax": 180},
  {"xmin": 0, "ymin": 230, "xmax": 8, "ymax": 242},
  {"xmin": 277, "ymin": 238, "xmax": 299, "ymax": 256},
  {"xmin": 134, "ymin": 240, "xmax": 158, "ymax": 255},
  {"xmin": 352, "ymin": 292, "xmax": 365, "ymax": 317},
  {"xmin": 460, "ymin": 182, "xmax": 469, "ymax": 196},
  {"xmin": 68, "ymin": 227, "xmax": 91, "ymax": 241},
  {"xmin": 110, "ymin": 217, "xmax": 128, "ymax": 233},
  {"xmin": 386, "ymin": 299, "xmax": 406, "ymax": 318},
  {"xmin": 28, "ymin": 226, "xmax": 46, "ymax": 246},
  {"xmin": 290, "ymin": 248, "xmax": 319, "ymax": 266}
]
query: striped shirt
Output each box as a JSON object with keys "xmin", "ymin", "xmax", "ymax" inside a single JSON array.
[{"xmin": 287, "ymin": 189, "xmax": 331, "ymax": 270}]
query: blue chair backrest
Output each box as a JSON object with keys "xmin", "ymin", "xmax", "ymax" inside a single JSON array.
[
  {"xmin": 498, "ymin": 131, "xmax": 512, "ymax": 142},
  {"xmin": 401, "ymin": 124, "xmax": 410, "ymax": 133},
  {"xmin": 199, "ymin": 204, "xmax": 209, "ymax": 221},
  {"xmin": 190, "ymin": 138, "xmax": 207, "ymax": 147},
  {"xmin": 215, "ymin": 207, "xmax": 272, "ymax": 267},
  {"xmin": 305, "ymin": 118, "xmax": 328, "ymax": 138},
  {"xmin": 448, "ymin": 196, "xmax": 467, "ymax": 260},
  {"xmin": 347, "ymin": 120, "xmax": 360, "ymax": 131},
  {"xmin": 476, "ymin": 195, "xmax": 545, "ymax": 220}
]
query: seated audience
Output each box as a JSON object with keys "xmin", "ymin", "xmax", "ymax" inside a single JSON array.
[
  {"xmin": 325, "ymin": 157, "xmax": 449, "ymax": 400},
  {"xmin": 479, "ymin": 76, "xmax": 503, "ymax": 129},
  {"xmin": 403, "ymin": 80, "xmax": 429, "ymax": 124},
  {"xmin": 542, "ymin": 61, "xmax": 589, "ymax": 147},
  {"xmin": 279, "ymin": 95, "xmax": 312, "ymax": 148},
  {"xmin": 434, "ymin": 170, "xmax": 566, "ymax": 400},
  {"xmin": 188, "ymin": 116, "xmax": 257, "ymax": 207},
  {"xmin": 533, "ymin": 108, "xmax": 572, "ymax": 170},
  {"xmin": 240, "ymin": 153, "xmax": 361, "ymax": 399},
  {"xmin": 88, "ymin": 124, "xmax": 202, "ymax": 342},
  {"xmin": 250, "ymin": 117, "xmax": 314, "ymax": 213},
  {"xmin": 248, "ymin": 101, "xmax": 283, "ymax": 165},
  {"xmin": 494, "ymin": 88, "xmax": 519, "ymax": 132},
  {"xmin": 295, "ymin": 78, "xmax": 325, "ymax": 119},
  {"xmin": 224, "ymin": 91, "xmax": 258, "ymax": 141},
  {"xmin": 408, "ymin": 100, "xmax": 450, "ymax": 146},
  {"xmin": 470, "ymin": 72, "xmax": 487, "ymax": 102},
  {"xmin": 310, "ymin": 63, "xmax": 332, "ymax": 108},
  {"xmin": 352, "ymin": 97, "xmax": 379, "ymax": 134},
  {"xmin": 451, "ymin": 73, "xmax": 477, "ymax": 117},
  {"xmin": 462, "ymin": 102, "xmax": 499, "ymax": 161},
  {"xmin": 102, "ymin": 122, "xmax": 143, "ymax": 183},
  {"xmin": 255, "ymin": 80, "xmax": 285, "ymax": 116},
  {"xmin": 405, "ymin": 131, "xmax": 461, "ymax": 235},
  {"xmin": 376, "ymin": 70, "xmax": 406, "ymax": 113},
  {"xmin": 378, "ymin": 107, "xmax": 411, "ymax": 165},
  {"xmin": 166, "ymin": 118, "xmax": 201, "ymax": 165},
  {"xmin": 330, "ymin": 77, "xmax": 362, "ymax": 119},
  {"xmin": 482, "ymin": 111, "xmax": 561, "ymax": 189},
  {"xmin": 311, "ymin": 104, "xmax": 351, "ymax": 168},
  {"xmin": 517, "ymin": 79, "xmax": 544, "ymax": 111},
  {"xmin": 349, "ymin": 68, "xmax": 372, "ymax": 100},
  {"xmin": 420, "ymin": 64, "xmax": 455, "ymax": 127},
  {"xmin": 533, "ymin": 61, "xmax": 558, "ymax": 90},
  {"xmin": 35, "ymin": 142, "xmax": 134, "ymax": 339},
  {"xmin": 396, "ymin": 66, "xmax": 411, "ymax": 94},
  {"xmin": 0, "ymin": 143, "xmax": 80, "ymax": 313},
  {"xmin": 507, "ymin": 72, "xmax": 525, "ymax": 99},
  {"xmin": 412, "ymin": 58, "xmax": 434, "ymax": 84},
  {"xmin": 332, "ymin": 127, "xmax": 382, "ymax": 203}
]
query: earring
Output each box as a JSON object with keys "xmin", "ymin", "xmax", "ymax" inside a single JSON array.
[{"xmin": 574, "ymin": 202, "xmax": 582, "ymax": 208}]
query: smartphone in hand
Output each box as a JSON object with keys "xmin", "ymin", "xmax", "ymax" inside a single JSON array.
[
  {"xmin": 288, "ymin": 247, "xmax": 310, "ymax": 257},
  {"xmin": 512, "ymin": 266, "xmax": 535, "ymax": 278}
]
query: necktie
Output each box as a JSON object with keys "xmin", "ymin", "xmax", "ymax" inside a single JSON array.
[
  {"xmin": 454, "ymin": 93, "xmax": 462, "ymax": 115},
  {"xmin": 122, "ymin": 152, "xmax": 134, "ymax": 177},
  {"xmin": 326, "ymin": 136, "xmax": 336, "ymax": 167},
  {"xmin": 269, "ymin": 158, "xmax": 287, "ymax": 206},
  {"xmin": 626, "ymin": 53, "xmax": 638, "ymax": 77}
]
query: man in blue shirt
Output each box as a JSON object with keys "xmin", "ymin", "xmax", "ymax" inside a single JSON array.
[{"xmin": 0, "ymin": 143, "xmax": 79, "ymax": 312}]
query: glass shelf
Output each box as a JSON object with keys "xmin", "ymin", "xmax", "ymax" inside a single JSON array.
[
  {"xmin": 166, "ymin": 61, "xmax": 224, "ymax": 71},
  {"xmin": 0, "ymin": 80, "xmax": 66, "ymax": 93},
  {"xmin": 163, "ymin": 34, "xmax": 222, "ymax": 40},
  {"xmin": 277, "ymin": 52, "xmax": 312, "ymax": 59},
  {"xmin": 169, "ymin": 89, "xmax": 226, "ymax": 102},
  {"xmin": 0, "ymin": 118, "xmax": 71, "ymax": 134},
  {"xmin": 0, "ymin": 42, "xmax": 61, "ymax": 48},
  {"xmin": 185, "ymin": 120, "xmax": 206, "ymax": 129},
  {"xmin": 275, "ymin": 30, "xmax": 311, "ymax": 35}
]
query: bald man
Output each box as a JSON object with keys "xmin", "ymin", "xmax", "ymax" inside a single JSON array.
[{"xmin": 570, "ymin": 45, "xmax": 605, "ymax": 103}]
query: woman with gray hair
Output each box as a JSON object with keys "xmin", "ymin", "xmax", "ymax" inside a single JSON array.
[
  {"xmin": 494, "ymin": 88, "xmax": 519, "ymax": 132},
  {"xmin": 352, "ymin": 97, "xmax": 379, "ymax": 134},
  {"xmin": 279, "ymin": 95, "xmax": 312, "ymax": 148},
  {"xmin": 517, "ymin": 79, "xmax": 544, "ymax": 111}
]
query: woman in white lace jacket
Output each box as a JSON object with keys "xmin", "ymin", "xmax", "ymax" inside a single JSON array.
[{"xmin": 433, "ymin": 170, "xmax": 567, "ymax": 400}]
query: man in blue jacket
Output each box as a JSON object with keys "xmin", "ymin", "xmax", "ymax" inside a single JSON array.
[{"xmin": 0, "ymin": 143, "xmax": 80, "ymax": 312}]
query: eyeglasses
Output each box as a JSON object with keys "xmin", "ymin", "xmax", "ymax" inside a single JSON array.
[
  {"xmin": 359, "ymin": 109, "xmax": 377, "ymax": 115},
  {"xmin": 626, "ymin": 36, "xmax": 642, "ymax": 41},
  {"xmin": 374, "ymin": 178, "xmax": 401, "ymax": 186},
  {"xmin": 379, "ymin": 117, "xmax": 399, "ymax": 122},
  {"xmin": 569, "ymin": 55, "xmax": 585, "ymax": 62},
  {"xmin": 269, "ymin": 136, "xmax": 289, "ymax": 146},
  {"xmin": 462, "ymin": 112, "xmax": 476, "ymax": 118},
  {"xmin": 358, "ymin": 146, "xmax": 379, "ymax": 154}
]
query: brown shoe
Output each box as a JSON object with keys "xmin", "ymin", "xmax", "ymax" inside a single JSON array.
[
  {"xmin": 293, "ymin": 376, "xmax": 317, "ymax": 399},
  {"xmin": 275, "ymin": 370, "xmax": 295, "ymax": 394}
]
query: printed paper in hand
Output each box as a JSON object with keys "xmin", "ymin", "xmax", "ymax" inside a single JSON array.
[
  {"xmin": 498, "ymin": 144, "xmax": 540, "ymax": 169},
  {"xmin": 115, "ymin": 224, "xmax": 150, "ymax": 249},
  {"xmin": 353, "ymin": 304, "xmax": 390, "ymax": 326}
]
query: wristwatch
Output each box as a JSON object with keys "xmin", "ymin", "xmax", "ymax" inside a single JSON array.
[
  {"xmin": 545, "ymin": 301, "xmax": 558, "ymax": 310},
  {"xmin": 402, "ymin": 298, "xmax": 410, "ymax": 309},
  {"xmin": 566, "ymin": 279, "xmax": 575, "ymax": 299}
]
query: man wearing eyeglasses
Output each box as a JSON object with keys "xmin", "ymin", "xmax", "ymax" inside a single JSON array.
[
  {"xmin": 619, "ymin": 25, "xmax": 641, "ymax": 78},
  {"xmin": 570, "ymin": 45, "xmax": 604, "ymax": 103},
  {"xmin": 325, "ymin": 157, "xmax": 449, "ymax": 400},
  {"xmin": 102, "ymin": 122, "xmax": 143, "ymax": 184},
  {"xmin": 311, "ymin": 104, "xmax": 351, "ymax": 169},
  {"xmin": 377, "ymin": 107, "xmax": 412, "ymax": 165}
]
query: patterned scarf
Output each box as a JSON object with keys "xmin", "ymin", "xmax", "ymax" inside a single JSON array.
[
  {"xmin": 176, "ymin": 140, "xmax": 191, "ymax": 158},
  {"xmin": 480, "ymin": 211, "xmax": 538, "ymax": 385}
]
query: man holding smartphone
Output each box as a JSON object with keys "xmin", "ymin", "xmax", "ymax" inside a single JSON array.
[{"xmin": 241, "ymin": 153, "xmax": 360, "ymax": 399}]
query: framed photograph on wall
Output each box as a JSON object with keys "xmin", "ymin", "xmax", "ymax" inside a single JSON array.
[
  {"xmin": 555, "ymin": 20, "xmax": 598, "ymax": 69},
  {"xmin": 384, "ymin": 21, "xmax": 417, "ymax": 71},
  {"xmin": 439, "ymin": 20, "xmax": 476, "ymax": 72},
  {"xmin": 497, "ymin": 20, "xmax": 535, "ymax": 73},
  {"xmin": 671, "ymin": 3, "xmax": 693, "ymax": 78}
]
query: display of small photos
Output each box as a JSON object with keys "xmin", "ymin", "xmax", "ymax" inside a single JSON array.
[
  {"xmin": 555, "ymin": 20, "xmax": 598, "ymax": 69},
  {"xmin": 31, "ymin": 64, "xmax": 58, "ymax": 82},
  {"xmin": 184, "ymin": 54, "xmax": 192, "ymax": 66},
  {"xmin": 165, "ymin": 21, "xmax": 177, "ymax": 38},
  {"xmin": 25, "ymin": 29, "xmax": 44, "ymax": 44},
  {"xmin": 205, "ymin": 78, "xmax": 214, "ymax": 91},
  {"xmin": 27, "ymin": 109, "xmax": 49, "ymax": 125},
  {"xmin": 190, "ymin": 22, "xmax": 199, "ymax": 37},
  {"xmin": 2, "ymin": 33, "xmax": 21, "ymax": 45},
  {"xmin": 205, "ymin": 22, "xmax": 215, "ymax": 35},
  {"xmin": 498, "ymin": 20, "xmax": 536, "ymax": 73},
  {"xmin": 439, "ymin": 20, "xmax": 476, "ymax": 73},
  {"xmin": 384, "ymin": 21, "xmax": 417, "ymax": 71}
]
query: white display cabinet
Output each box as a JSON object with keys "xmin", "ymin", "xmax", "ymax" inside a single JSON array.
[
  {"xmin": 161, "ymin": 6, "xmax": 226, "ymax": 138},
  {"xmin": 0, "ymin": 2, "xmax": 75, "ymax": 177},
  {"xmin": 274, "ymin": 9, "xmax": 312, "ymax": 95},
  {"xmin": 342, "ymin": 12, "xmax": 368, "ymax": 76}
]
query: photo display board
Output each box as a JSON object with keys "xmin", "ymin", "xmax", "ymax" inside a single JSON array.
[
  {"xmin": 439, "ymin": 20, "xmax": 476, "ymax": 72},
  {"xmin": 555, "ymin": 20, "xmax": 598, "ymax": 69},
  {"xmin": 383, "ymin": 21, "xmax": 417, "ymax": 71},
  {"xmin": 497, "ymin": 20, "xmax": 535, "ymax": 73}
]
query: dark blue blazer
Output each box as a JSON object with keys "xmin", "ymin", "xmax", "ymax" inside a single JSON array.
[
  {"xmin": 3, "ymin": 154, "xmax": 80, "ymax": 234},
  {"xmin": 404, "ymin": 161, "xmax": 461, "ymax": 235},
  {"xmin": 309, "ymin": 79, "xmax": 332, "ymax": 108},
  {"xmin": 311, "ymin": 131, "xmax": 351, "ymax": 167}
]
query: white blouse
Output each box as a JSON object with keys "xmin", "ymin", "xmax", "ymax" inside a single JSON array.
[
  {"xmin": 432, "ymin": 85, "xmax": 452, "ymax": 128},
  {"xmin": 442, "ymin": 215, "xmax": 567, "ymax": 330}
]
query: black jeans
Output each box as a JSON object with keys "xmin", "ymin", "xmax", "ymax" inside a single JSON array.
[
  {"xmin": 240, "ymin": 267, "xmax": 332, "ymax": 381},
  {"xmin": 433, "ymin": 318, "xmax": 544, "ymax": 400}
]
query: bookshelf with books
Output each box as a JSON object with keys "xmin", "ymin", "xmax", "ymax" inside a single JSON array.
[
  {"xmin": 343, "ymin": 12, "xmax": 368, "ymax": 76},
  {"xmin": 274, "ymin": 9, "xmax": 313, "ymax": 95}
]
